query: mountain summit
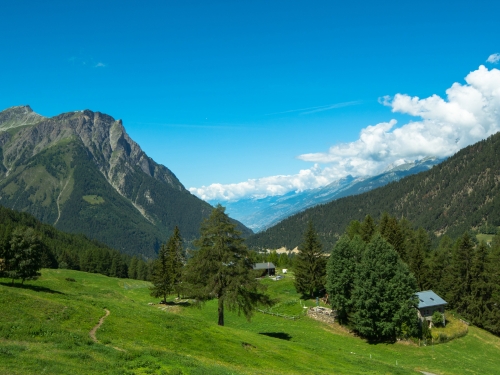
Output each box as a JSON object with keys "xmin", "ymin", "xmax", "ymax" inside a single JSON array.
[{"xmin": 0, "ymin": 106, "xmax": 251, "ymax": 257}]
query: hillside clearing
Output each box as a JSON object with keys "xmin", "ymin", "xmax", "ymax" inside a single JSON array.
[{"xmin": 0, "ymin": 269, "xmax": 499, "ymax": 374}]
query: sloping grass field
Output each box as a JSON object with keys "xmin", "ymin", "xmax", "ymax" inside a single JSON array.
[{"xmin": 1, "ymin": 269, "xmax": 499, "ymax": 374}]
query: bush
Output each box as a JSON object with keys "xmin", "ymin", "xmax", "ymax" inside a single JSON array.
[{"xmin": 432, "ymin": 311, "xmax": 444, "ymax": 327}]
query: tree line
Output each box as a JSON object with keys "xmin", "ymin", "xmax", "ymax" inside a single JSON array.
[{"xmin": 0, "ymin": 205, "xmax": 152, "ymax": 283}]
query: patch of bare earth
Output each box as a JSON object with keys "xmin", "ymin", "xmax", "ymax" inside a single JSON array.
[{"xmin": 89, "ymin": 309, "xmax": 125, "ymax": 352}]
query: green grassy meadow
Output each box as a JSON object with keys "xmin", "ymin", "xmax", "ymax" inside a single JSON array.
[{"xmin": 1, "ymin": 270, "xmax": 499, "ymax": 374}]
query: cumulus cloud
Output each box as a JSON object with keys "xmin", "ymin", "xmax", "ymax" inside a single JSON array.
[
  {"xmin": 487, "ymin": 53, "xmax": 500, "ymax": 64},
  {"xmin": 190, "ymin": 65, "xmax": 500, "ymax": 202}
]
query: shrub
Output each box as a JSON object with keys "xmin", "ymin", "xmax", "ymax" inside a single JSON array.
[{"xmin": 432, "ymin": 311, "xmax": 443, "ymax": 327}]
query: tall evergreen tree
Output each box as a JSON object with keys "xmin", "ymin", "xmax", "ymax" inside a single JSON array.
[
  {"xmin": 351, "ymin": 233, "xmax": 419, "ymax": 340},
  {"xmin": 485, "ymin": 235, "xmax": 500, "ymax": 334},
  {"xmin": 468, "ymin": 241, "xmax": 491, "ymax": 325},
  {"xmin": 446, "ymin": 232, "xmax": 475, "ymax": 313},
  {"xmin": 128, "ymin": 256, "xmax": 138, "ymax": 279},
  {"xmin": 346, "ymin": 220, "xmax": 361, "ymax": 239},
  {"xmin": 428, "ymin": 235, "xmax": 453, "ymax": 297},
  {"xmin": 294, "ymin": 221, "xmax": 327, "ymax": 297},
  {"xmin": 406, "ymin": 229, "xmax": 429, "ymax": 291},
  {"xmin": 326, "ymin": 236, "xmax": 356, "ymax": 324},
  {"xmin": 185, "ymin": 205, "xmax": 271, "ymax": 326},
  {"xmin": 150, "ymin": 243, "xmax": 172, "ymax": 303},
  {"xmin": 167, "ymin": 226, "xmax": 184, "ymax": 297},
  {"xmin": 360, "ymin": 215, "xmax": 376, "ymax": 243}
]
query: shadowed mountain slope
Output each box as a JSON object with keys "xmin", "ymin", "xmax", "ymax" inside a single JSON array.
[
  {"xmin": 247, "ymin": 132, "xmax": 500, "ymax": 250},
  {"xmin": 0, "ymin": 106, "xmax": 251, "ymax": 257}
]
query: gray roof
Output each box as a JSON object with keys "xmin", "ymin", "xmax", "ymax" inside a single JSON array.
[
  {"xmin": 416, "ymin": 290, "xmax": 447, "ymax": 309},
  {"xmin": 253, "ymin": 262, "xmax": 276, "ymax": 270}
]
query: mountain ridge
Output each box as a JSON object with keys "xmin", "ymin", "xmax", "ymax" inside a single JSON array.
[
  {"xmin": 215, "ymin": 157, "xmax": 443, "ymax": 232},
  {"xmin": 246, "ymin": 132, "xmax": 500, "ymax": 250},
  {"xmin": 0, "ymin": 105, "xmax": 251, "ymax": 257}
]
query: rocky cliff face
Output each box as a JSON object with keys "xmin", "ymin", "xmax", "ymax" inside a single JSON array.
[{"xmin": 0, "ymin": 105, "xmax": 251, "ymax": 257}]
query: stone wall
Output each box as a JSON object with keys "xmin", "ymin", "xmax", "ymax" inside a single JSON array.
[{"xmin": 307, "ymin": 306, "xmax": 337, "ymax": 325}]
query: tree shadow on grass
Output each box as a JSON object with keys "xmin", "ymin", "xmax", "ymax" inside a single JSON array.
[
  {"xmin": 163, "ymin": 300, "xmax": 192, "ymax": 307},
  {"xmin": 259, "ymin": 332, "xmax": 292, "ymax": 341},
  {"xmin": 0, "ymin": 282, "xmax": 64, "ymax": 295}
]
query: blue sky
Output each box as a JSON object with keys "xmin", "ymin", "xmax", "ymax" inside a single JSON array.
[{"xmin": 1, "ymin": 1, "xmax": 499, "ymax": 200}]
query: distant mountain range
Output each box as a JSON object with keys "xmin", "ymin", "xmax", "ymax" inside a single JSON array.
[
  {"xmin": 247, "ymin": 132, "xmax": 500, "ymax": 251},
  {"xmin": 0, "ymin": 105, "xmax": 251, "ymax": 258},
  {"xmin": 212, "ymin": 157, "xmax": 443, "ymax": 232}
]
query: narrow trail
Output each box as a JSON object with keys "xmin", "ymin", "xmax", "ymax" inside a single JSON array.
[
  {"xmin": 89, "ymin": 309, "xmax": 110, "ymax": 342},
  {"xmin": 54, "ymin": 178, "xmax": 70, "ymax": 226},
  {"xmin": 89, "ymin": 309, "xmax": 125, "ymax": 352}
]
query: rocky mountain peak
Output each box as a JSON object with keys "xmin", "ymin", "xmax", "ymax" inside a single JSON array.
[{"xmin": 0, "ymin": 105, "xmax": 45, "ymax": 130}]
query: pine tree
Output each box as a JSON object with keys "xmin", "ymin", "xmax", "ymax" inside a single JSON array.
[
  {"xmin": 351, "ymin": 233, "xmax": 419, "ymax": 340},
  {"xmin": 485, "ymin": 235, "xmax": 500, "ymax": 334},
  {"xmin": 167, "ymin": 226, "xmax": 184, "ymax": 297},
  {"xmin": 185, "ymin": 205, "xmax": 271, "ymax": 326},
  {"xmin": 326, "ymin": 235, "xmax": 356, "ymax": 324},
  {"xmin": 360, "ymin": 215, "xmax": 376, "ymax": 243},
  {"xmin": 294, "ymin": 221, "xmax": 327, "ymax": 297},
  {"xmin": 128, "ymin": 256, "xmax": 138, "ymax": 279},
  {"xmin": 428, "ymin": 235, "xmax": 453, "ymax": 297},
  {"xmin": 150, "ymin": 243, "xmax": 172, "ymax": 303},
  {"xmin": 468, "ymin": 241, "xmax": 491, "ymax": 325},
  {"xmin": 446, "ymin": 232, "xmax": 475, "ymax": 313},
  {"xmin": 380, "ymin": 215, "xmax": 405, "ymax": 259},
  {"xmin": 406, "ymin": 229, "xmax": 429, "ymax": 291},
  {"xmin": 346, "ymin": 220, "xmax": 361, "ymax": 239}
]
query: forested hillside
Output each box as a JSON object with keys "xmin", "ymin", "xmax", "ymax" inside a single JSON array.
[
  {"xmin": 0, "ymin": 205, "xmax": 137, "ymax": 278},
  {"xmin": 247, "ymin": 132, "xmax": 500, "ymax": 250}
]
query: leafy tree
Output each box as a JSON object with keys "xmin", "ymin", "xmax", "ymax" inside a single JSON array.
[
  {"xmin": 326, "ymin": 236, "xmax": 356, "ymax": 324},
  {"xmin": 351, "ymin": 233, "xmax": 419, "ymax": 340},
  {"xmin": 185, "ymin": 205, "xmax": 271, "ymax": 326},
  {"xmin": 294, "ymin": 221, "xmax": 327, "ymax": 297},
  {"xmin": 6, "ymin": 227, "xmax": 44, "ymax": 284}
]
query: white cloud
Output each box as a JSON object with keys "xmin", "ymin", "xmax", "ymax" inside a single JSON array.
[
  {"xmin": 95, "ymin": 62, "xmax": 106, "ymax": 68},
  {"xmin": 487, "ymin": 53, "xmax": 500, "ymax": 64},
  {"xmin": 190, "ymin": 65, "xmax": 500, "ymax": 202}
]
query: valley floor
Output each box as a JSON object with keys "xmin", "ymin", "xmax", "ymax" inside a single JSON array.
[{"xmin": 1, "ymin": 270, "xmax": 499, "ymax": 374}]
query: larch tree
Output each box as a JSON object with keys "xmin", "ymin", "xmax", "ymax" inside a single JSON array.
[
  {"xmin": 294, "ymin": 221, "xmax": 327, "ymax": 298},
  {"xmin": 185, "ymin": 205, "xmax": 271, "ymax": 326}
]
